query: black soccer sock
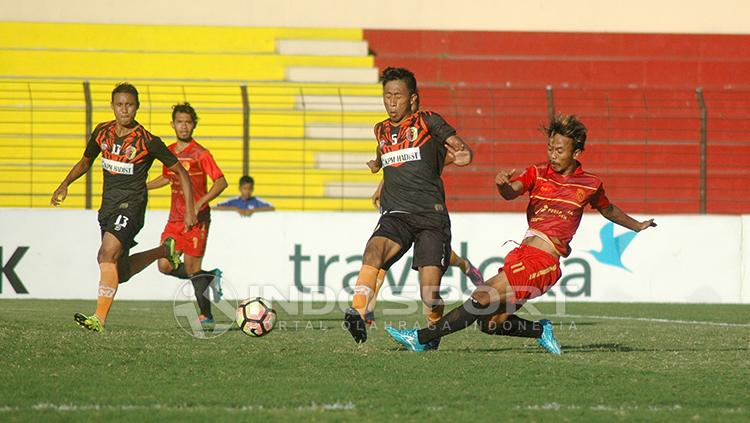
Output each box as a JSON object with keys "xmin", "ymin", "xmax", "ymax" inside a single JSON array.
[
  {"xmin": 417, "ymin": 298, "xmax": 487, "ymax": 344},
  {"xmin": 190, "ymin": 274, "xmax": 213, "ymax": 318},
  {"xmin": 169, "ymin": 263, "xmax": 190, "ymax": 279},
  {"xmin": 480, "ymin": 314, "xmax": 543, "ymax": 339}
]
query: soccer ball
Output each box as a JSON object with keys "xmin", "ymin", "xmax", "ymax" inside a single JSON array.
[{"xmin": 236, "ymin": 297, "xmax": 277, "ymax": 337}]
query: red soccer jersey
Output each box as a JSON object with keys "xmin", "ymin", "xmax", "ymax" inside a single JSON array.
[
  {"xmin": 513, "ymin": 162, "xmax": 611, "ymax": 257},
  {"xmin": 162, "ymin": 139, "xmax": 224, "ymax": 222}
]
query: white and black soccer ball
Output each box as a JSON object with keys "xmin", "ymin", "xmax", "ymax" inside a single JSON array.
[{"xmin": 235, "ymin": 297, "xmax": 277, "ymax": 337}]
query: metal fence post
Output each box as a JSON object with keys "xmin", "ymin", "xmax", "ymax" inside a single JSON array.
[
  {"xmin": 695, "ymin": 88, "xmax": 707, "ymax": 214},
  {"xmin": 83, "ymin": 81, "xmax": 93, "ymax": 209},
  {"xmin": 545, "ymin": 85, "xmax": 555, "ymax": 121},
  {"xmin": 241, "ymin": 84, "xmax": 250, "ymax": 177}
]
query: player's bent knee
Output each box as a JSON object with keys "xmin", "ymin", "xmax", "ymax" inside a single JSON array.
[
  {"xmin": 157, "ymin": 258, "xmax": 172, "ymax": 274},
  {"xmin": 470, "ymin": 290, "xmax": 493, "ymax": 307},
  {"xmin": 117, "ymin": 259, "xmax": 131, "ymax": 283}
]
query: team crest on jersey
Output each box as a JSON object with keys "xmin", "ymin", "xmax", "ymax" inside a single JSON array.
[
  {"xmin": 100, "ymin": 142, "xmax": 108, "ymax": 152},
  {"xmin": 576, "ymin": 188, "xmax": 586, "ymax": 202},
  {"xmin": 406, "ymin": 127, "xmax": 418, "ymax": 142},
  {"xmin": 124, "ymin": 145, "xmax": 137, "ymax": 160}
]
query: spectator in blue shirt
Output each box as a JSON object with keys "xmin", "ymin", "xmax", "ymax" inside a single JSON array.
[{"xmin": 214, "ymin": 175, "xmax": 275, "ymax": 217}]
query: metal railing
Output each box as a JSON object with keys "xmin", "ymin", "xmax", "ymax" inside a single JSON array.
[{"xmin": 1, "ymin": 79, "xmax": 748, "ymax": 213}]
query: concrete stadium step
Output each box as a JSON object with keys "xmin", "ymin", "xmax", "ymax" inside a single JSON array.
[
  {"xmin": 324, "ymin": 181, "xmax": 380, "ymax": 198},
  {"xmin": 295, "ymin": 94, "xmax": 384, "ymax": 112},
  {"xmin": 305, "ymin": 124, "xmax": 373, "ymax": 139},
  {"xmin": 1, "ymin": 22, "xmax": 363, "ymax": 54},
  {"xmin": 315, "ymin": 152, "xmax": 375, "ymax": 170},
  {"xmin": 277, "ymin": 40, "xmax": 369, "ymax": 57},
  {"xmin": 286, "ymin": 67, "xmax": 379, "ymax": 84},
  {"xmin": 0, "ymin": 50, "xmax": 373, "ymax": 81}
]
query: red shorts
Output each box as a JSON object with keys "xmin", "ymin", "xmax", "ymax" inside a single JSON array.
[
  {"xmin": 160, "ymin": 220, "xmax": 210, "ymax": 257},
  {"xmin": 500, "ymin": 244, "xmax": 561, "ymax": 301}
]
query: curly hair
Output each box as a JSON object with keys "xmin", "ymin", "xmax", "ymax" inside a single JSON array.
[{"xmin": 544, "ymin": 114, "xmax": 587, "ymax": 151}]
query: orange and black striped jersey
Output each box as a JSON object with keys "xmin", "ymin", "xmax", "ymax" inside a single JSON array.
[
  {"xmin": 514, "ymin": 162, "xmax": 611, "ymax": 257},
  {"xmin": 374, "ymin": 111, "xmax": 456, "ymax": 214},
  {"xmin": 84, "ymin": 120, "xmax": 177, "ymax": 216}
]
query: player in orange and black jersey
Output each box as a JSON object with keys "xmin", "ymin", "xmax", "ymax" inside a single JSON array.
[
  {"xmin": 386, "ymin": 114, "xmax": 656, "ymax": 354},
  {"xmin": 147, "ymin": 103, "xmax": 228, "ymax": 324},
  {"xmin": 343, "ymin": 67, "xmax": 474, "ymax": 345},
  {"xmin": 362, "ymin": 94, "xmax": 483, "ymax": 325},
  {"xmin": 51, "ymin": 83, "xmax": 196, "ymax": 332}
]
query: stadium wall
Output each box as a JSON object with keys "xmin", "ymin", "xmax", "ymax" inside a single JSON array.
[
  {"xmin": 2, "ymin": 0, "xmax": 748, "ymax": 34},
  {"xmin": 1, "ymin": 209, "xmax": 747, "ymax": 304}
]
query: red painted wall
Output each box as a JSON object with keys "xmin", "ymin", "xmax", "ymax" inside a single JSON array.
[
  {"xmin": 364, "ymin": 30, "xmax": 750, "ymax": 214},
  {"xmin": 364, "ymin": 30, "xmax": 750, "ymax": 89}
]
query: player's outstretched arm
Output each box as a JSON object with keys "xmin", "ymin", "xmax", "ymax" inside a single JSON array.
[
  {"xmin": 213, "ymin": 205, "xmax": 241, "ymax": 212},
  {"xmin": 495, "ymin": 169, "xmax": 524, "ymax": 200},
  {"xmin": 239, "ymin": 205, "xmax": 275, "ymax": 217},
  {"xmin": 169, "ymin": 162, "xmax": 196, "ymax": 230},
  {"xmin": 146, "ymin": 175, "xmax": 170, "ymax": 190},
  {"xmin": 445, "ymin": 135, "xmax": 473, "ymax": 167},
  {"xmin": 51, "ymin": 156, "xmax": 93, "ymax": 206},
  {"xmin": 598, "ymin": 204, "xmax": 657, "ymax": 232}
]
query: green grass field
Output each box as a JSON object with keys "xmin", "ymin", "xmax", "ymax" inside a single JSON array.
[{"xmin": 0, "ymin": 299, "xmax": 748, "ymax": 422}]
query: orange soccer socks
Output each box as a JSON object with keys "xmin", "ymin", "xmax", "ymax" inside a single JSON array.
[
  {"xmin": 94, "ymin": 262, "xmax": 118, "ymax": 324},
  {"xmin": 351, "ymin": 265, "xmax": 379, "ymax": 318},
  {"xmin": 365, "ymin": 269, "xmax": 387, "ymax": 319}
]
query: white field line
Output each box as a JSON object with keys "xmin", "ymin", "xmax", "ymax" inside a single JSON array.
[
  {"xmin": 0, "ymin": 402, "xmax": 745, "ymax": 415},
  {"xmin": 514, "ymin": 403, "xmax": 746, "ymax": 414},
  {"xmin": 0, "ymin": 402, "xmax": 355, "ymax": 413},
  {"xmin": 550, "ymin": 313, "xmax": 750, "ymax": 328}
]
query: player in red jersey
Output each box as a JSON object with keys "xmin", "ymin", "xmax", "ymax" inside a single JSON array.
[
  {"xmin": 387, "ymin": 114, "xmax": 656, "ymax": 354},
  {"xmin": 51, "ymin": 83, "xmax": 196, "ymax": 332},
  {"xmin": 147, "ymin": 103, "xmax": 228, "ymax": 323}
]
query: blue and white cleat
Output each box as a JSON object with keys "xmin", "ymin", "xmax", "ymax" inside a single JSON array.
[
  {"xmin": 536, "ymin": 319, "xmax": 562, "ymax": 355},
  {"xmin": 385, "ymin": 327, "xmax": 427, "ymax": 352},
  {"xmin": 209, "ymin": 268, "xmax": 223, "ymax": 303}
]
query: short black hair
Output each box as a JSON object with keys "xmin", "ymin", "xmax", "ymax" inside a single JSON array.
[
  {"xmin": 239, "ymin": 175, "xmax": 254, "ymax": 186},
  {"xmin": 544, "ymin": 114, "xmax": 587, "ymax": 151},
  {"xmin": 172, "ymin": 102, "xmax": 199, "ymax": 126},
  {"xmin": 111, "ymin": 83, "xmax": 140, "ymax": 108},
  {"xmin": 380, "ymin": 67, "xmax": 418, "ymax": 96}
]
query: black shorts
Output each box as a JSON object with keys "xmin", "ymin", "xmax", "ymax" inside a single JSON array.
[
  {"xmin": 371, "ymin": 212, "xmax": 451, "ymax": 272},
  {"xmin": 98, "ymin": 203, "xmax": 146, "ymax": 251}
]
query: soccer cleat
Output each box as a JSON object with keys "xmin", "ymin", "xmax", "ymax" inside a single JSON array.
[
  {"xmin": 344, "ymin": 307, "xmax": 367, "ymax": 344},
  {"xmin": 385, "ymin": 326, "xmax": 427, "ymax": 352},
  {"xmin": 208, "ymin": 268, "xmax": 223, "ymax": 303},
  {"xmin": 364, "ymin": 310, "xmax": 375, "ymax": 326},
  {"xmin": 198, "ymin": 314, "xmax": 214, "ymax": 324},
  {"xmin": 163, "ymin": 237, "xmax": 181, "ymax": 270},
  {"xmin": 536, "ymin": 319, "xmax": 562, "ymax": 355},
  {"xmin": 465, "ymin": 261, "xmax": 484, "ymax": 286},
  {"xmin": 74, "ymin": 312, "xmax": 103, "ymax": 332}
]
